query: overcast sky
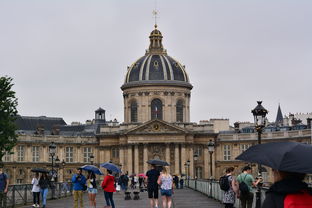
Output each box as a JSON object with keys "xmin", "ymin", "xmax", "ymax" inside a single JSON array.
[{"xmin": 1, "ymin": 0, "xmax": 311, "ymax": 125}]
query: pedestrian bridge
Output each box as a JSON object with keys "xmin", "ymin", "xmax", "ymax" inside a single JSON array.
[{"xmin": 6, "ymin": 180, "xmax": 267, "ymax": 208}]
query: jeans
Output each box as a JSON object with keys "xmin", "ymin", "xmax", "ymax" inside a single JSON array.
[
  {"xmin": 40, "ymin": 188, "xmax": 48, "ymax": 206},
  {"xmin": 33, "ymin": 192, "xmax": 40, "ymax": 205},
  {"xmin": 104, "ymin": 191, "xmax": 115, "ymax": 208},
  {"xmin": 240, "ymin": 192, "xmax": 253, "ymax": 208},
  {"xmin": 0, "ymin": 191, "xmax": 7, "ymax": 208},
  {"xmin": 224, "ymin": 203, "xmax": 234, "ymax": 208},
  {"xmin": 73, "ymin": 190, "xmax": 84, "ymax": 208}
]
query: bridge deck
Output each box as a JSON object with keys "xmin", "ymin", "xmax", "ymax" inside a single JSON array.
[{"xmin": 19, "ymin": 188, "xmax": 223, "ymax": 208}]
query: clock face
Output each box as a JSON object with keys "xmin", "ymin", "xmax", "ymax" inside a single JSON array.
[{"xmin": 153, "ymin": 123, "xmax": 160, "ymax": 130}]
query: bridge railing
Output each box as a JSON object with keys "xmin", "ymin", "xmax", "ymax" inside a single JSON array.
[
  {"xmin": 3, "ymin": 182, "xmax": 73, "ymax": 208},
  {"xmin": 186, "ymin": 179, "xmax": 267, "ymax": 208}
]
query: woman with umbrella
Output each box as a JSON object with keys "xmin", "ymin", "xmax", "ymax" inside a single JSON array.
[
  {"xmin": 80, "ymin": 165, "xmax": 103, "ymax": 208},
  {"xmin": 38, "ymin": 172, "xmax": 51, "ymax": 208},
  {"xmin": 236, "ymin": 142, "xmax": 312, "ymax": 207},
  {"xmin": 100, "ymin": 162, "xmax": 120, "ymax": 208}
]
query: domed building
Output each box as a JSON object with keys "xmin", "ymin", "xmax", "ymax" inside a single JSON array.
[{"xmin": 97, "ymin": 24, "xmax": 223, "ymax": 178}]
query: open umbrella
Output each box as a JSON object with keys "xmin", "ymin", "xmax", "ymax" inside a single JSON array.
[
  {"xmin": 100, "ymin": 162, "xmax": 121, "ymax": 173},
  {"xmin": 31, "ymin": 168, "xmax": 49, "ymax": 173},
  {"xmin": 147, "ymin": 159, "xmax": 169, "ymax": 166},
  {"xmin": 236, "ymin": 141, "xmax": 312, "ymax": 174},
  {"xmin": 138, "ymin": 173, "xmax": 146, "ymax": 177},
  {"xmin": 80, "ymin": 165, "xmax": 103, "ymax": 175}
]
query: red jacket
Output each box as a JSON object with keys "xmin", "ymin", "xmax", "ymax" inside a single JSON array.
[{"xmin": 101, "ymin": 175, "xmax": 116, "ymax": 192}]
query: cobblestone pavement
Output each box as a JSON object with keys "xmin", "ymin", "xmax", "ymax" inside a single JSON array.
[{"xmin": 19, "ymin": 188, "xmax": 223, "ymax": 208}]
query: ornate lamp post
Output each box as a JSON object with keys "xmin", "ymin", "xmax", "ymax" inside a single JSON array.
[
  {"xmin": 193, "ymin": 153, "xmax": 199, "ymax": 190},
  {"xmin": 207, "ymin": 140, "xmax": 215, "ymax": 197},
  {"xmin": 49, "ymin": 142, "xmax": 57, "ymax": 199},
  {"xmin": 252, "ymin": 101, "xmax": 268, "ymax": 208},
  {"xmin": 61, "ymin": 159, "xmax": 66, "ymax": 182},
  {"xmin": 55, "ymin": 156, "xmax": 60, "ymax": 182},
  {"xmin": 90, "ymin": 154, "xmax": 94, "ymax": 165},
  {"xmin": 185, "ymin": 160, "xmax": 190, "ymax": 186}
]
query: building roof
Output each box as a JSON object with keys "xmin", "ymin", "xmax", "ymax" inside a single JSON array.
[
  {"xmin": 275, "ymin": 104, "xmax": 283, "ymax": 126},
  {"xmin": 121, "ymin": 25, "xmax": 192, "ymax": 90},
  {"xmin": 15, "ymin": 115, "xmax": 66, "ymax": 132}
]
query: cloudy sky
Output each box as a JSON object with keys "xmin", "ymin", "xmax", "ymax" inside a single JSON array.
[{"xmin": 1, "ymin": 0, "xmax": 311, "ymax": 125}]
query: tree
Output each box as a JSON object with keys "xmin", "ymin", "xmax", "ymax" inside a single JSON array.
[{"xmin": 0, "ymin": 76, "xmax": 18, "ymax": 162}]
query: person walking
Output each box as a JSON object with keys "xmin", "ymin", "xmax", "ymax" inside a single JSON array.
[
  {"xmin": 87, "ymin": 171, "xmax": 97, "ymax": 208},
  {"xmin": 146, "ymin": 164, "xmax": 160, "ymax": 208},
  {"xmin": 179, "ymin": 177, "xmax": 184, "ymax": 189},
  {"xmin": 72, "ymin": 168, "xmax": 87, "ymax": 208},
  {"xmin": 31, "ymin": 172, "xmax": 40, "ymax": 208},
  {"xmin": 101, "ymin": 169, "xmax": 116, "ymax": 208},
  {"xmin": 157, "ymin": 167, "xmax": 173, "ymax": 208},
  {"xmin": 173, "ymin": 175, "xmax": 179, "ymax": 189},
  {"xmin": 222, "ymin": 167, "xmax": 239, "ymax": 208},
  {"xmin": 262, "ymin": 170, "xmax": 312, "ymax": 207},
  {"xmin": 236, "ymin": 166, "xmax": 261, "ymax": 208},
  {"xmin": 0, "ymin": 165, "xmax": 9, "ymax": 208},
  {"xmin": 39, "ymin": 173, "xmax": 50, "ymax": 208}
]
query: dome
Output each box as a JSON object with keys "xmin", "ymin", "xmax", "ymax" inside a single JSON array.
[{"xmin": 121, "ymin": 25, "xmax": 192, "ymax": 90}]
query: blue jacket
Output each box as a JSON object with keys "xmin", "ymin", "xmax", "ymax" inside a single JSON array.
[{"xmin": 72, "ymin": 174, "xmax": 86, "ymax": 191}]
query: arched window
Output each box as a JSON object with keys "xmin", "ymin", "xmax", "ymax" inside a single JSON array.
[
  {"xmin": 176, "ymin": 100, "xmax": 184, "ymax": 122},
  {"xmin": 151, "ymin": 99, "xmax": 163, "ymax": 120},
  {"xmin": 130, "ymin": 101, "xmax": 138, "ymax": 122}
]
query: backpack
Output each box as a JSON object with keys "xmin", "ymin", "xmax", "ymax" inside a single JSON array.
[
  {"xmin": 284, "ymin": 190, "xmax": 312, "ymax": 208},
  {"xmin": 219, "ymin": 175, "xmax": 230, "ymax": 191},
  {"xmin": 238, "ymin": 174, "xmax": 249, "ymax": 195}
]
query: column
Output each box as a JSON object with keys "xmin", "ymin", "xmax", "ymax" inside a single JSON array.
[
  {"xmin": 181, "ymin": 145, "xmax": 186, "ymax": 174},
  {"xmin": 165, "ymin": 144, "xmax": 170, "ymax": 165},
  {"xmin": 204, "ymin": 147, "xmax": 209, "ymax": 179},
  {"xmin": 143, "ymin": 145, "xmax": 148, "ymax": 173},
  {"xmin": 119, "ymin": 147, "xmax": 124, "ymax": 167},
  {"xmin": 134, "ymin": 145, "xmax": 139, "ymax": 174},
  {"xmin": 189, "ymin": 146, "xmax": 194, "ymax": 178},
  {"xmin": 42, "ymin": 146, "xmax": 47, "ymax": 162},
  {"xmin": 105, "ymin": 148, "xmax": 111, "ymax": 162},
  {"xmin": 26, "ymin": 145, "xmax": 31, "ymax": 162},
  {"xmin": 174, "ymin": 144, "xmax": 180, "ymax": 175},
  {"xmin": 100, "ymin": 149, "xmax": 105, "ymax": 163},
  {"xmin": 127, "ymin": 145, "xmax": 133, "ymax": 174}
]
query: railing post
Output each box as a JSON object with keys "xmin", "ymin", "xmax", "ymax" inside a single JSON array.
[
  {"xmin": 24, "ymin": 185, "xmax": 27, "ymax": 205},
  {"xmin": 12, "ymin": 185, "xmax": 15, "ymax": 208}
]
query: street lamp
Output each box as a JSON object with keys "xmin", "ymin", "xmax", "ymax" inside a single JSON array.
[
  {"xmin": 207, "ymin": 140, "xmax": 215, "ymax": 198},
  {"xmin": 90, "ymin": 154, "xmax": 94, "ymax": 165},
  {"xmin": 252, "ymin": 101, "xmax": 268, "ymax": 208},
  {"xmin": 193, "ymin": 153, "xmax": 199, "ymax": 190},
  {"xmin": 185, "ymin": 160, "xmax": 190, "ymax": 186},
  {"xmin": 55, "ymin": 156, "xmax": 60, "ymax": 182},
  {"xmin": 61, "ymin": 159, "xmax": 66, "ymax": 182},
  {"xmin": 49, "ymin": 142, "xmax": 57, "ymax": 199}
]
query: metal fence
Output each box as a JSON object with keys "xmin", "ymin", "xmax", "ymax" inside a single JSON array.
[
  {"xmin": 2, "ymin": 182, "xmax": 73, "ymax": 208},
  {"xmin": 186, "ymin": 179, "xmax": 268, "ymax": 208}
]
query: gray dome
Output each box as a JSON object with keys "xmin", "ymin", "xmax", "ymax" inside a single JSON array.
[{"xmin": 121, "ymin": 25, "xmax": 192, "ymax": 90}]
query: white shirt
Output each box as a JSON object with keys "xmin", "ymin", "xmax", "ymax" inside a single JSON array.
[{"xmin": 32, "ymin": 178, "xmax": 40, "ymax": 192}]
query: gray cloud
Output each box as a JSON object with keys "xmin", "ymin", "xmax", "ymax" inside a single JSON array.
[{"xmin": 1, "ymin": 0, "xmax": 311, "ymax": 124}]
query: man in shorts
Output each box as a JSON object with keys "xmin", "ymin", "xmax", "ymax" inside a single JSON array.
[{"xmin": 146, "ymin": 164, "xmax": 160, "ymax": 208}]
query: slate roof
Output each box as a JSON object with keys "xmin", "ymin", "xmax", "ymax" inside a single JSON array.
[{"xmin": 15, "ymin": 115, "xmax": 66, "ymax": 131}]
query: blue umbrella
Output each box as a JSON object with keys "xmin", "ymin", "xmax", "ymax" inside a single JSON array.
[
  {"xmin": 100, "ymin": 162, "xmax": 121, "ymax": 173},
  {"xmin": 80, "ymin": 165, "xmax": 103, "ymax": 175}
]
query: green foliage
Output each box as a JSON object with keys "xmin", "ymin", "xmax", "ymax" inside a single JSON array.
[{"xmin": 0, "ymin": 76, "xmax": 18, "ymax": 162}]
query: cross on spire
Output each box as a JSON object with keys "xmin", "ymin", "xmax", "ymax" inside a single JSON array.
[{"xmin": 152, "ymin": 9, "xmax": 158, "ymax": 26}]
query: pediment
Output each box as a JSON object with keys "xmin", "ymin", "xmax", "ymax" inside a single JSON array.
[{"xmin": 126, "ymin": 119, "xmax": 187, "ymax": 135}]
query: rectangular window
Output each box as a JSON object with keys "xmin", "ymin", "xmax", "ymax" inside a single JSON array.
[
  {"xmin": 32, "ymin": 146, "xmax": 40, "ymax": 162},
  {"xmin": 3, "ymin": 152, "xmax": 11, "ymax": 162},
  {"xmin": 65, "ymin": 147, "xmax": 74, "ymax": 163},
  {"xmin": 240, "ymin": 144, "xmax": 251, "ymax": 153},
  {"xmin": 83, "ymin": 147, "xmax": 92, "ymax": 163},
  {"xmin": 112, "ymin": 148, "xmax": 119, "ymax": 158},
  {"xmin": 223, "ymin": 145, "xmax": 231, "ymax": 161},
  {"xmin": 17, "ymin": 145, "xmax": 25, "ymax": 162},
  {"xmin": 194, "ymin": 146, "xmax": 202, "ymax": 157}
]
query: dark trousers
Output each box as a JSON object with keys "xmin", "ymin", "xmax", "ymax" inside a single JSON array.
[
  {"xmin": 0, "ymin": 191, "xmax": 7, "ymax": 208},
  {"xmin": 224, "ymin": 203, "xmax": 234, "ymax": 208},
  {"xmin": 240, "ymin": 192, "xmax": 254, "ymax": 208},
  {"xmin": 104, "ymin": 191, "xmax": 115, "ymax": 208},
  {"xmin": 33, "ymin": 192, "xmax": 40, "ymax": 205}
]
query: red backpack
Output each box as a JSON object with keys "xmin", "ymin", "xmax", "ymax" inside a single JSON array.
[{"xmin": 284, "ymin": 190, "xmax": 312, "ymax": 208}]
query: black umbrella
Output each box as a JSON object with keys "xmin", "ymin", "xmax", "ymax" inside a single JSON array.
[
  {"xmin": 236, "ymin": 141, "xmax": 312, "ymax": 173},
  {"xmin": 31, "ymin": 168, "xmax": 49, "ymax": 173},
  {"xmin": 147, "ymin": 159, "xmax": 170, "ymax": 166}
]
